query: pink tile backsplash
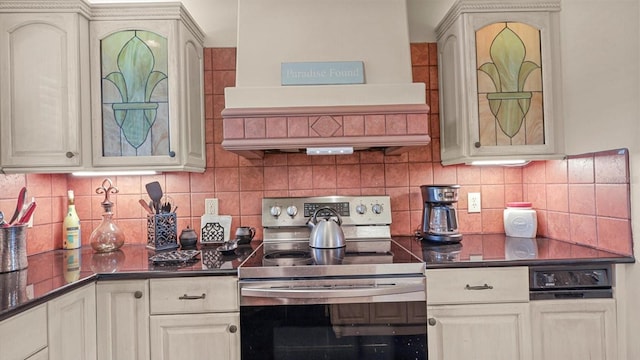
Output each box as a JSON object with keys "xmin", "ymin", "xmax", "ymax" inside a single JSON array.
[{"xmin": 0, "ymin": 44, "xmax": 632, "ymax": 257}]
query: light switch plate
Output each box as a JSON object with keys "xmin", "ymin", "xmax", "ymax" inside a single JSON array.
[{"xmin": 468, "ymin": 192, "xmax": 481, "ymax": 213}]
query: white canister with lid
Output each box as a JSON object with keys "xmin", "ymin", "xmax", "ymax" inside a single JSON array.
[{"xmin": 503, "ymin": 202, "xmax": 537, "ymax": 238}]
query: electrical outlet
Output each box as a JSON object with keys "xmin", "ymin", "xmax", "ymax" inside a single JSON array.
[
  {"xmin": 468, "ymin": 192, "xmax": 481, "ymax": 213},
  {"xmin": 205, "ymin": 198, "xmax": 218, "ymax": 215}
]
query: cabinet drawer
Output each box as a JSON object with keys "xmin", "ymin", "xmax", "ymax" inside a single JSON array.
[
  {"xmin": 427, "ymin": 267, "xmax": 529, "ymax": 305},
  {"xmin": 0, "ymin": 304, "xmax": 48, "ymax": 360},
  {"xmin": 150, "ymin": 276, "xmax": 238, "ymax": 314}
]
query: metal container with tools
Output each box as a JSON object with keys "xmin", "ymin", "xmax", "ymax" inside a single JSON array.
[{"xmin": 0, "ymin": 225, "xmax": 28, "ymax": 273}]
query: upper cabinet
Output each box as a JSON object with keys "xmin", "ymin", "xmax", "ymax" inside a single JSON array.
[
  {"xmin": 0, "ymin": 1, "xmax": 205, "ymax": 174},
  {"xmin": 89, "ymin": 3, "xmax": 205, "ymax": 172},
  {"xmin": 436, "ymin": 0, "xmax": 564, "ymax": 166},
  {"xmin": 0, "ymin": 2, "xmax": 91, "ymax": 172}
]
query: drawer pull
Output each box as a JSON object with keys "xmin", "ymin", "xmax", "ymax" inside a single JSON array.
[
  {"xmin": 465, "ymin": 283, "xmax": 494, "ymax": 290},
  {"xmin": 179, "ymin": 293, "xmax": 206, "ymax": 300},
  {"xmin": 134, "ymin": 291, "xmax": 143, "ymax": 299},
  {"xmin": 229, "ymin": 325, "xmax": 238, "ymax": 333},
  {"xmin": 428, "ymin": 318, "xmax": 437, "ymax": 326}
]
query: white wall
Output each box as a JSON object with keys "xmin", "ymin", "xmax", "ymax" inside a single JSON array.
[
  {"xmin": 90, "ymin": 0, "xmax": 640, "ymax": 356},
  {"xmin": 87, "ymin": 0, "xmax": 453, "ymax": 46}
]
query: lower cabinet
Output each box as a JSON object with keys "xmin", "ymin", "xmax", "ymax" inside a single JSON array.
[
  {"xmin": 428, "ymin": 303, "xmax": 531, "ymax": 360},
  {"xmin": 96, "ymin": 280, "xmax": 150, "ymax": 360},
  {"xmin": 530, "ymin": 299, "xmax": 617, "ymax": 360},
  {"xmin": 149, "ymin": 276, "xmax": 241, "ymax": 360},
  {"xmin": 26, "ymin": 348, "xmax": 49, "ymax": 360},
  {"xmin": 0, "ymin": 304, "xmax": 48, "ymax": 360},
  {"xmin": 150, "ymin": 313, "xmax": 240, "ymax": 360},
  {"xmin": 48, "ymin": 283, "xmax": 97, "ymax": 360},
  {"xmin": 426, "ymin": 267, "xmax": 532, "ymax": 360}
]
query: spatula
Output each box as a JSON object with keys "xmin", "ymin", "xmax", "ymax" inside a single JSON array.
[{"xmin": 145, "ymin": 181, "xmax": 163, "ymax": 214}]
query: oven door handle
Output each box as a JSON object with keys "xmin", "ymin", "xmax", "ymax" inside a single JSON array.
[{"xmin": 241, "ymin": 283, "xmax": 424, "ymax": 299}]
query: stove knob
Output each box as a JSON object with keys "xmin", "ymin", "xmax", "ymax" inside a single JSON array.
[
  {"xmin": 372, "ymin": 203, "xmax": 383, "ymax": 214},
  {"xmin": 356, "ymin": 204, "xmax": 367, "ymax": 214},
  {"xmin": 270, "ymin": 206, "xmax": 282, "ymax": 217},
  {"xmin": 286, "ymin": 205, "xmax": 298, "ymax": 217}
]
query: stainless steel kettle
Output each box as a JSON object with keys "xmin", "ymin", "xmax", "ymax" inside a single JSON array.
[{"xmin": 307, "ymin": 207, "xmax": 345, "ymax": 249}]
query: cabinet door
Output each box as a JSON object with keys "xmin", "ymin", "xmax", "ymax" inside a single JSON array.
[
  {"xmin": 48, "ymin": 283, "xmax": 97, "ymax": 360},
  {"xmin": 26, "ymin": 348, "xmax": 49, "ymax": 360},
  {"xmin": 150, "ymin": 313, "xmax": 240, "ymax": 360},
  {"xmin": 96, "ymin": 280, "xmax": 150, "ymax": 360},
  {"xmin": 531, "ymin": 299, "xmax": 617, "ymax": 360},
  {"xmin": 437, "ymin": 6, "xmax": 563, "ymax": 165},
  {"xmin": 428, "ymin": 303, "xmax": 532, "ymax": 360},
  {"xmin": 0, "ymin": 12, "xmax": 87, "ymax": 170},
  {"xmin": 0, "ymin": 304, "xmax": 47, "ymax": 360},
  {"xmin": 89, "ymin": 18, "xmax": 204, "ymax": 172}
]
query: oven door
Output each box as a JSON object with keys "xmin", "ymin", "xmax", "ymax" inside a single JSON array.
[{"xmin": 239, "ymin": 276, "xmax": 427, "ymax": 360}]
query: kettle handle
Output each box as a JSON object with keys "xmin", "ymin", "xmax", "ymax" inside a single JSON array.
[{"xmin": 312, "ymin": 207, "xmax": 342, "ymax": 226}]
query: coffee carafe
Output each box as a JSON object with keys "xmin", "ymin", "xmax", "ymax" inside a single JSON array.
[{"xmin": 420, "ymin": 185, "xmax": 463, "ymax": 243}]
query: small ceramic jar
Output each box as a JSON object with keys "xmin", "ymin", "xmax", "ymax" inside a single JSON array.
[{"xmin": 179, "ymin": 226, "xmax": 198, "ymax": 250}]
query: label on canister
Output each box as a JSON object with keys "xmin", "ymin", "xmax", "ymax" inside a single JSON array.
[{"xmin": 504, "ymin": 202, "xmax": 537, "ymax": 238}]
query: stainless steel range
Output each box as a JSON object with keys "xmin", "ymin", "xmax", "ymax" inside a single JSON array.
[{"xmin": 238, "ymin": 196, "xmax": 427, "ymax": 360}]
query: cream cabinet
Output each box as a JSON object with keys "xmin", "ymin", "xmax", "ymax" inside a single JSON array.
[
  {"xmin": 149, "ymin": 276, "xmax": 240, "ymax": 360},
  {"xmin": 89, "ymin": 3, "xmax": 206, "ymax": 172},
  {"xmin": 48, "ymin": 283, "xmax": 97, "ymax": 360},
  {"xmin": 435, "ymin": 0, "xmax": 564, "ymax": 165},
  {"xmin": 427, "ymin": 267, "xmax": 532, "ymax": 360},
  {"xmin": 530, "ymin": 299, "xmax": 617, "ymax": 360},
  {"xmin": 0, "ymin": 304, "xmax": 48, "ymax": 360},
  {"xmin": 0, "ymin": 1, "xmax": 205, "ymax": 174},
  {"xmin": 0, "ymin": 3, "xmax": 91, "ymax": 173},
  {"xmin": 96, "ymin": 280, "xmax": 150, "ymax": 360}
]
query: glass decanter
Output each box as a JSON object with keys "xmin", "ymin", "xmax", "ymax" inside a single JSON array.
[{"xmin": 90, "ymin": 178, "xmax": 125, "ymax": 253}]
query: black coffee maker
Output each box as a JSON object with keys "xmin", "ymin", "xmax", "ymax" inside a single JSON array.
[{"xmin": 420, "ymin": 185, "xmax": 462, "ymax": 243}]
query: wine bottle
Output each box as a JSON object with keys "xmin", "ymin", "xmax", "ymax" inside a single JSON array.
[{"xmin": 63, "ymin": 190, "xmax": 81, "ymax": 249}]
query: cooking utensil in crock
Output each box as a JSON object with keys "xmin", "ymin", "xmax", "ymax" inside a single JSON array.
[
  {"xmin": 145, "ymin": 181, "xmax": 163, "ymax": 214},
  {"xmin": 139, "ymin": 199, "xmax": 153, "ymax": 214},
  {"xmin": 8, "ymin": 187, "xmax": 27, "ymax": 225},
  {"xmin": 307, "ymin": 207, "xmax": 345, "ymax": 249},
  {"xmin": 16, "ymin": 201, "xmax": 36, "ymax": 226}
]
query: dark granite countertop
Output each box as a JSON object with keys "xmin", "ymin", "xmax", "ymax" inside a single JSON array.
[
  {"xmin": 395, "ymin": 234, "xmax": 635, "ymax": 269},
  {"xmin": 0, "ymin": 235, "xmax": 634, "ymax": 321},
  {"xmin": 0, "ymin": 242, "xmax": 256, "ymax": 321}
]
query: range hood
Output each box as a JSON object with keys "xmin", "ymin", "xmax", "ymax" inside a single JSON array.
[{"xmin": 222, "ymin": 0, "xmax": 430, "ymax": 158}]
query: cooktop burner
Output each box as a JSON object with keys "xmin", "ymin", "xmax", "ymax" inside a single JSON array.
[
  {"xmin": 262, "ymin": 250, "xmax": 314, "ymax": 267},
  {"xmin": 238, "ymin": 240, "xmax": 424, "ymax": 279},
  {"xmin": 240, "ymin": 196, "xmax": 425, "ymax": 279}
]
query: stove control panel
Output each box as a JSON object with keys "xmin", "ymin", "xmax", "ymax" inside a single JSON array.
[{"xmin": 263, "ymin": 196, "xmax": 392, "ymax": 227}]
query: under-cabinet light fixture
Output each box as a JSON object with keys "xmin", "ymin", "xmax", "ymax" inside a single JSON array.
[
  {"xmin": 306, "ymin": 147, "xmax": 354, "ymax": 155},
  {"xmin": 470, "ymin": 160, "xmax": 529, "ymax": 166},
  {"xmin": 72, "ymin": 170, "xmax": 159, "ymax": 177}
]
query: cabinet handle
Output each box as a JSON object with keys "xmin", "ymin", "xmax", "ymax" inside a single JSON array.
[
  {"xmin": 465, "ymin": 283, "xmax": 494, "ymax": 290},
  {"xmin": 65, "ymin": 151, "xmax": 75, "ymax": 158},
  {"xmin": 169, "ymin": 150, "xmax": 176, "ymax": 158},
  {"xmin": 179, "ymin": 293, "xmax": 206, "ymax": 300},
  {"xmin": 474, "ymin": 141, "xmax": 481, "ymax": 148},
  {"xmin": 229, "ymin": 325, "xmax": 238, "ymax": 333},
  {"xmin": 428, "ymin": 318, "xmax": 436, "ymax": 326},
  {"xmin": 134, "ymin": 291, "xmax": 143, "ymax": 299}
]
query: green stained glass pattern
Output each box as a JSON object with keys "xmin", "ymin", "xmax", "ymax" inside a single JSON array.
[
  {"xmin": 476, "ymin": 22, "xmax": 544, "ymax": 147},
  {"xmin": 101, "ymin": 30, "xmax": 169, "ymax": 156}
]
